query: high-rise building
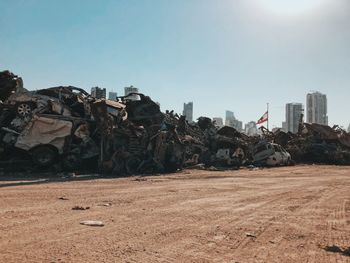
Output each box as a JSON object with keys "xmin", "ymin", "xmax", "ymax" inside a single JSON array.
[
  {"xmin": 183, "ymin": 102, "xmax": 193, "ymax": 122},
  {"xmin": 225, "ymin": 110, "xmax": 234, "ymax": 121},
  {"xmin": 124, "ymin": 85, "xmax": 139, "ymax": 100},
  {"xmin": 225, "ymin": 110, "xmax": 243, "ymax": 131},
  {"xmin": 244, "ymin": 121, "xmax": 259, "ymax": 136},
  {"xmin": 282, "ymin": 121, "xmax": 287, "ymax": 132},
  {"xmin": 227, "ymin": 119, "xmax": 243, "ymax": 131},
  {"xmin": 91, "ymin": 87, "xmax": 106, "ymax": 99},
  {"xmin": 213, "ymin": 117, "xmax": 223, "ymax": 127},
  {"xmin": 108, "ymin": 91, "xmax": 118, "ymax": 100},
  {"xmin": 285, "ymin": 103, "xmax": 303, "ymax": 133},
  {"xmin": 306, "ymin": 92, "xmax": 328, "ymax": 125}
]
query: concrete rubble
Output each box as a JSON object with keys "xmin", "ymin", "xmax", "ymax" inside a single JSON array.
[{"xmin": 1, "ymin": 70, "xmax": 350, "ymax": 174}]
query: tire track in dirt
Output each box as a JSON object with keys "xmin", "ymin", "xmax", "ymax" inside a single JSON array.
[
  {"xmin": 322, "ymin": 188, "xmax": 350, "ymax": 263},
  {"xmin": 236, "ymin": 184, "xmax": 342, "ymax": 263}
]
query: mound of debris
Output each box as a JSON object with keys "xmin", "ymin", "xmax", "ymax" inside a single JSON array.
[
  {"xmin": 1, "ymin": 70, "xmax": 349, "ymax": 175},
  {"xmin": 260, "ymin": 122, "xmax": 350, "ymax": 165}
]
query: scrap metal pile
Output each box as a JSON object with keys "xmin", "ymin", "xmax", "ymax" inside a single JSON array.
[
  {"xmin": 265, "ymin": 123, "xmax": 350, "ymax": 165},
  {"xmin": 1, "ymin": 70, "xmax": 349, "ymax": 174}
]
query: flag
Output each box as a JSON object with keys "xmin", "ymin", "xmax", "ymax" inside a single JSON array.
[{"xmin": 257, "ymin": 111, "xmax": 268, "ymax": 125}]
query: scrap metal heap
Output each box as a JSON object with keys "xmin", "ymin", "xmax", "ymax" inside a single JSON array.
[
  {"xmin": 0, "ymin": 71, "xmax": 100, "ymax": 172},
  {"xmin": 1, "ymin": 70, "xmax": 349, "ymax": 174},
  {"xmin": 260, "ymin": 122, "xmax": 350, "ymax": 165}
]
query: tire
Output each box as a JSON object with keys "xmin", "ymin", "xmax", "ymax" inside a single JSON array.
[
  {"xmin": 30, "ymin": 145, "xmax": 57, "ymax": 167},
  {"xmin": 17, "ymin": 102, "xmax": 33, "ymax": 117}
]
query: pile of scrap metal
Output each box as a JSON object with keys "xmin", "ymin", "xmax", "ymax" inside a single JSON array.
[
  {"xmin": 262, "ymin": 123, "xmax": 350, "ymax": 165},
  {"xmin": 0, "ymin": 71, "xmax": 99, "ymax": 172},
  {"xmin": 95, "ymin": 93, "xmax": 185, "ymax": 175},
  {"xmin": 161, "ymin": 114, "xmax": 252, "ymax": 169},
  {"xmin": 0, "ymin": 71, "xmax": 251, "ymax": 174},
  {"xmin": 95, "ymin": 96, "xmax": 252, "ymax": 174},
  {"xmin": 3, "ymin": 70, "xmax": 348, "ymax": 175},
  {"xmin": 0, "ymin": 71, "xmax": 187, "ymax": 174},
  {"xmin": 0, "ymin": 70, "xmax": 292, "ymax": 174}
]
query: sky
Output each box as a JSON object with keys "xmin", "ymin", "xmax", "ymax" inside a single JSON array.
[{"xmin": 0, "ymin": 0, "xmax": 349, "ymax": 129}]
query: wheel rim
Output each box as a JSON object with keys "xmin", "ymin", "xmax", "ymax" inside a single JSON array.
[{"xmin": 17, "ymin": 104, "xmax": 32, "ymax": 116}]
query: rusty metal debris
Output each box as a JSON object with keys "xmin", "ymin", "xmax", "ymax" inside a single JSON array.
[
  {"xmin": 1, "ymin": 70, "xmax": 350, "ymax": 175},
  {"xmin": 263, "ymin": 122, "xmax": 350, "ymax": 165}
]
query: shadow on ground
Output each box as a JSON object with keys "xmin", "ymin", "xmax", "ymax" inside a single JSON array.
[{"xmin": 324, "ymin": 245, "xmax": 350, "ymax": 257}]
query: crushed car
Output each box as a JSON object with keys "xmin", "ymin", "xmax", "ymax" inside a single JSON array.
[{"xmin": 253, "ymin": 141, "xmax": 292, "ymax": 167}]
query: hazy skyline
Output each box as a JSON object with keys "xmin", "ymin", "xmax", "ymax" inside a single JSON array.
[{"xmin": 1, "ymin": 0, "xmax": 349, "ymax": 128}]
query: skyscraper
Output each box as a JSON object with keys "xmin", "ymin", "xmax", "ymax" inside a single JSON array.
[
  {"xmin": 91, "ymin": 86, "xmax": 106, "ymax": 99},
  {"xmin": 183, "ymin": 102, "xmax": 193, "ymax": 122},
  {"xmin": 225, "ymin": 110, "xmax": 234, "ymax": 121},
  {"xmin": 124, "ymin": 85, "xmax": 139, "ymax": 100},
  {"xmin": 285, "ymin": 103, "xmax": 303, "ymax": 133},
  {"xmin": 108, "ymin": 91, "xmax": 118, "ymax": 100},
  {"xmin": 225, "ymin": 110, "xmax": 243, "ymax": 131},
  {"xmin": 225, "ymin": 110, "xmax": 234, "ymax": 127},
  {"xmin": 244, "ymin": 121, "xmax": 259, "ymax": 136},
  {"xmin": 306, "ymin": 92, "xmax": 328, "ymax": 125}
]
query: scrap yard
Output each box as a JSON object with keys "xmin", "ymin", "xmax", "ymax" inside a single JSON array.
[
  {"xmin": 0, "ymin": 165, "xmax": 349, "ymax": 262},
  {"xmin": 1, "ymin": 70, "xmax": 350, "ymax": 175},
  {"xmin": 1, "ymin": 0, "xmax": 350, "ymax": 262},
  {"xmin": 1, "ymin": 70, "xmax": 350, "ymax": 262}
]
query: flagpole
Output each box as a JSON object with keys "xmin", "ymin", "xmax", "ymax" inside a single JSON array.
[{"xmin": 267, "ymin": 103, "xmax": 269, "ymax": 131}]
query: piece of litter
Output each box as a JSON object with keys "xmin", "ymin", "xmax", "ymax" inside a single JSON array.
[
  {"xmin": 246, "ymin": 233, "xmax": 256, "ymax": 238},
  {"xmin": 58, "ymin": 197, "xmax": 69, "ymax": 200},
  {"xmin": 72, "ymin": 206, "xmax": 90, "ymax": 210},
  {"xmin": 80, "ymin": 220, "xmax": 104, "ymax": 227},
  {"xmin": 98, "ymin": 203, "xmax": 112, "ymax": 207}
]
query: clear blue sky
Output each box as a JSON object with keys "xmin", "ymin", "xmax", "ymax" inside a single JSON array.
[{"xmin": 1, "ymin": 0, "xmax": 349, "ymax": 128}]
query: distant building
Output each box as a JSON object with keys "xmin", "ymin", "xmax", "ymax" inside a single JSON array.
[
  {"xmin": 244, "ymin": 121, "xmax": 258, "ymax": 136},
  {"xmin": 306, "ymin": 91, "xmax": 328, "ymax": 125},
  {"xmin": 108, "ymin": 91, "xmax": 118, "ymax": 100},
  {"xmin": 124, "ymin": 85, "xmax": 139, "ymax": 100},
  {"xmin": 285, "ymin": 103, "xmax": 303, "ymax": 133},
  {"xmin": 230, "ymin": 119, "xmax": 243, "ymax": 131},
  {"xmin": 213, "ymin": 117, "xmax": 223, "ymax": 127},
  {"xmin": 348, "ymin": 124, "xmax": 350, "ymax": 133},
  {"xmin": 282, "ymin": 121, "xmax": 287, "ymax": 132},
  {"xmin": 91, "ymin": 87, "xmax": 106, "ymax": 99},
  {"xmin": 183, "ymin": 102, "xmax": 193, "ymax": 122},
  {"xmin": 225, "ymin": 110, "xmax": 243, "ymax": 131},
  {"xmin": 225, "ymin": 110, "xmax": 234, "ymax": 120}
]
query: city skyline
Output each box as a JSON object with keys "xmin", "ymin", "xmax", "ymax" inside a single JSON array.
[
  {"xmin": 1, "ymin": 0, "xmax": 349, "ymax": 128},
  {"xmin": 88, "ymin": 85, "xmax": 344, "ymax": 129}
]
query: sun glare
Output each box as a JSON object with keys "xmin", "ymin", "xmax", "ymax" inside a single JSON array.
[{"xmin": 257, "ymin": 0, "xmax": 328, "ymax": 16}]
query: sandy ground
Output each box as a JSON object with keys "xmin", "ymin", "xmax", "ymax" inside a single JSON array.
[{"xmin": 0, "ymin": 165, "xmax": 349, "ymax": 263}]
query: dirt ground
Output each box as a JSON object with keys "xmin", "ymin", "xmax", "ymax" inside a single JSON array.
[{"xmin": 0, "ymin": 165, "xmax": 349, "ymax": 263}]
